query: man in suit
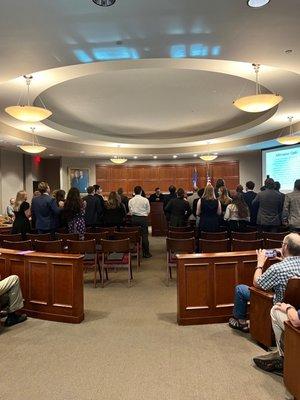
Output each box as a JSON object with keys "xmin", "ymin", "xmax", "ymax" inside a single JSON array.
[
  {"xmin": 117, "ymin": 187, "xmax": 129, "ymax": 213},
  {"xmin": 83, "ymin": 186, "xmax": 103, "ymax": 228},
  {"xmin": 163, "ymin": 185, "xmax": 177, "ymax": 222},
  {"xmin": 164, "ymin": 188, "xmax": 191, "ymax": 227},
  {"xmin": 243, "ymin": 181, "xmax": 257, "ymax": 226},
  {"xmin": 282, "ymin": 179, "xmax": 300, "ymax": 232},
  {"xmin": 252, "ymin": 178, "xmax": 284, "ymax": 232},
  {"xmin": 149, "ymin": 187, "xmax": 164, "ymax": 203},
  {"xmin": 31, "ymin": 181, "xmax": 62, "ymax": 234},
  {"xmin": 93, "ymin": 184, "xmax": 105, "ymax": 226}
]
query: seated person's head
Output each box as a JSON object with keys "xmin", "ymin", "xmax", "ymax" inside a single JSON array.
[{"xmin": 282, "ymin": 233, "xmax": 300, "ymax": 257}]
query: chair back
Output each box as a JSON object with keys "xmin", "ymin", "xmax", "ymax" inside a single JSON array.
[
  {"xmin": 0, "ymin": 233, "xmax": 22, "ymax": 244},
  {"xmin": 168, "ymin": 226, "xmax": 193, "ymax": 232},
  {"xmin": 231, "ymin": 239, "xmax": 264, "ymax": 251},
  {"xmin": 119, "ymin": 226, "xmax": 142, "ymax": 234},
  {"xmin": 231, "ymin": 231, "xmax": 258, "ymax": 240},
  {"xmin": 168, "ymin": 230, "xmax": 195, "ymax": 239},
  {"xmin": 263, "ymin": 231, "xmax": 288, "ymax": 242},
  {"xmin": 113, "ymin": 231, "xmax": 140, "ymax": 244},
  {"xmin": 2, "ymin": 240, "xmax": 32, "ymax": 251},
  {"xmin": 166, "ymin": 238, "xmax": 195, "ymax": 254},
  {"xmin": 200, "ymin": 238, "xmax": 230, "ymax": 253},
  {"xmin": 34, "ymin": 240, "xmax": 63, "ymax": 253},
  {"xmin": 265, "ymin": 239, "xmax": 282, "ymax": 249},
  {"xmin": 201, "ymin": 231, "xmax": 228, "ymax": 240},
  {"xmin": 57, "ymin": 233, "xmax": 80, "ymax": 246},
  {"xmin": 67, "ymin": 239, "xmax": 96, "ymax": 254},
  {"xmin": 27, "ymin": 233, "xmax": 52, "ymax": 242},
  {"xmin": 284, "ymin": 278, "xmax": 300, "ymax": 309},
  {"xmin": 101, "ymin": 238, "xmax": 130, "ymax": 253},
  {"xmin": 84, "ymin": 232, "xmax": 109, "ymax": 243}
]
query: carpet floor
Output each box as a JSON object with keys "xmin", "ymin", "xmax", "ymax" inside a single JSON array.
[{"xmin": 0, "ymin": 236, "xmax": 286, "ymax": 400}]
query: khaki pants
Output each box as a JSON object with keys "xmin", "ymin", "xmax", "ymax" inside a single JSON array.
[
  {"xmin": 0, "ymin": 275, "xmax": 24, "ymax": 313},
  {"xmin": 270, "ymin": 305, "xmax": 288, "ymax": 357}
]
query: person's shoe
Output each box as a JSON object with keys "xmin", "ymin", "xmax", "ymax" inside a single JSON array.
[
  {"xmin": 143, "ymin": 253, "xmax": 152, "ymax": 258},
  {"xmin": 4, "ymin": 313, "xmax": 27, "ymax": 327},
  {"xmin": 253, "ymin": 354, "xmax": 283, "ymax": 372}
]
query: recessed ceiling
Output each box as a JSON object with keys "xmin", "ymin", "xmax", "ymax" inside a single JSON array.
[{"xmin": 0, "ymin": 0, "xmax": 299, "ymax": 158}]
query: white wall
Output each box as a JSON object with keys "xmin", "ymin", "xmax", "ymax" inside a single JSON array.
[{"xmin": 0, "ymin": 150, "xmax": 24, "ymax": 214}]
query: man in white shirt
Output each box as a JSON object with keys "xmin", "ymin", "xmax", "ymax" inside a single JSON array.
[{"xmin": 128, "ymin": 186, "xmax": 152, "ymax": 258}]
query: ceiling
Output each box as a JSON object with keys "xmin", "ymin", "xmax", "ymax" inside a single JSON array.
[{"xmin": 0, "ymin": 0, "xmax": 299, "ymax": 159}]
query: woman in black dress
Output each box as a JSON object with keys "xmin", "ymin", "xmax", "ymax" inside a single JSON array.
[
  {"xmin": 12, "ymin": 190, "xmax": 31, "ymax": 239},
  {"xmin": 103, "ymin": 191, "xmax": 126, "ymax": 228},
  {"xmin": 196, "ymin": 184, "xmax": 222, "ymax": 232}
]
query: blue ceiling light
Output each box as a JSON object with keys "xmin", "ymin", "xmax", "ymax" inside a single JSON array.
[
  {"xmin": 92, "ymin": 0, "xmax": 116, "ymax": 6},
  {"xmin": 247, "ymin": 0, "xmax": 270, "ymax": 8}
]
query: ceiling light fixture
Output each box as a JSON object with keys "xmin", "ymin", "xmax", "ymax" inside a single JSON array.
[
  {"xmin": 153, "ymin": 155, "xmax": 157, "ymax": 159},
  {"xmin": 18, "ymin": 127, "xmax": 47, "ymax": 154},
  {"xmin": 277, "ymin": 116, "xmax": 300, "ymax": 145},
  {"xmin": 110, "ymin": 145, "xmax": 127, "ymax": 164},
  {"xmin": 233, "ymin": 63, "xmax": 283, "ymax": 113},
  {"xmin": 133, "ymin": 156, "xmax": 138, "ymax": 159},
  {"xmin": 5, "ymin": 75, "xmax": 52, "ymax": 122},
  {"xmin": 92, "ymin": 0, "xmax": 116, "ymax": 6},
  {"xmin": 247, "ymin": 0, "xmax": 270, "ymax": 8},
  {"xmin": 173, "ymin": 155, "xmax": 178, "ymax": 159},
  {"xmin": 200, "ymin": 142, "xmax": 218, "ymax": 162}
]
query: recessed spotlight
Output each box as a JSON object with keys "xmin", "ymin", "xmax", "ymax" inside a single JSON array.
[
  {"xmin": 133, "ymin": 155, "xmax": 138, "ymax": 159},
  {"xmin": 49, "ymin": 153, "xmax": 54, "ymax": 156},
  {"xmin": 247, "ymin": 0, "xmax": 270, "ymax": 8},
  {"xmin": 173, "ymin": 155, "xmax": 178, "ymax": 159},
  {"xmin": 193, "ymin": 154, "xmax": 198, "ymax": 157},
  {"xmin": 80, "ymin": 151, "xmax": 85, "ymax": 154},
  {"xmin": 153, "ymin": 155, "xmax": 157, "ymax": 159},
  {"xmin": 92, "ymin": 0, "xmax": 116, "ymax": 6}
]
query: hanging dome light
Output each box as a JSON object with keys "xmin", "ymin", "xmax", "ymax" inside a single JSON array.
[
  {"xmin": 18, "ymin": 127, "xmax": 47, "ymax": 154},
  {"xmin": 277, "ymin": 117, "xmax": 300, "ymax": 145},
  {"xmin": 110, "ymin": 156, "xmax": 128, "ymax": 164},
  {"xmin": 233, "ymin": 64, "xmax": 283, "ymax": 113},
  {"xmin": 200, "ymin": 154, "xmax": 218, "ymax": 162},
  {"xmin": 5, "ymin": 75, "xmax": 52, "ymax": 122}
]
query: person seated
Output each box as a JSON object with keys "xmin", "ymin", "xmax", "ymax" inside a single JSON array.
[
  {"xmin": 149, "ymin": 188, "xmax": 164, "ymax": 203},
  {"xmin": 253, "ymin": 300, "xmax": 300, "ymax": 373},
  {"xmin": 6, "ymin": 198, "xmax": 15, "ymax": 220},
  {"xmin": 0, "ymin": 275, "xmax": 27, "ymax": 328},
  {"xmin": 224, "ymin": 191, "xmax": 250, "ymax": 232},
  {"xmin": 229, "ymin": 233, "xmax": 300, "ymax": 332}
]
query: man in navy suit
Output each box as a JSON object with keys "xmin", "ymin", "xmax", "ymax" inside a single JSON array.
[
  {"xmin": 243, "ymin": 181, "xmax": 257, "ymax": 226},
  {"xmin": 31, "ymin": 182, "xmax": 62, "ymax": 234}
]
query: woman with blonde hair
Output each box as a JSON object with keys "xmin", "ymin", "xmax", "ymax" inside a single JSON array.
[
  {"xmin": 11, "ymin": 190, "xmax": 31, "ymax": 239},
  {"xmin": 196, "ymin": 184, "xmax": 221, "ymax": 232}
]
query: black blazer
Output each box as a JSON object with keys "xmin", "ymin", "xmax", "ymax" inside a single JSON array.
[
  {"xmin": 149, "ymin": 193, "xmax": 165, "ymax": 203},
  {"xmin": 31, "ymin": 194, "xmax": 61, "ymax": 231},
  {"xmin": 83, "ymin": 194, "xmax": 103, "ymax": 227},
  {"xmin": 243, "ymin": 191, "xmax": 257, "ymax": 225}
]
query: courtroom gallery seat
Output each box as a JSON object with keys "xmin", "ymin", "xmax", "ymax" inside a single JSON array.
[
  {"xmin": 27, "ymin": 233, "xmax": 52, "ymax": 243},
  {"xmin": 200, "ymin": 231, "xmax": 228, "ymax": 240},
  {"xmin": 231, "ymin": 239, "xmax": 264, "ymax": 251},
  {"xmin": 113, "ymin": 231, "xmax": 141, "ymax": 271},
  {"xmin": 166, "ymin": 237, "xmax": 195, "ymax": 283},
  {"xmin": 0, "ymin": 233, "xmax": 22, "ymax": 244},
  {"xmin": 168, "ymin": 226, "xmax": 193, "ymax": 232},
  {"xmin": 265, "ymin": 239, "xmax": 282, "ymax": 249},
  {"xmin": 34, "ymin": 239, "xmax": 63, "ymax": 253},
  {"xmin": 262, "ymin": 231, "xmax": 288, "ymax": 242},
  {"xmin": 284, "ymin": 321, "xmax": 300, "ymax": 400},
  {"xmin": 2, "ymin": 240, "xmax": 33, "ymax": 251},
  {"xmin": 168, "ymin": 230, "xmax": 195, "ymax": 239},
  {"xmin": 67, "ymin": 239, "xmax": 98, "ymax": 288},
  {"xmin": 57, "ymin": 233, "xmax": 80, "ymax": 247},
  {"xmin": 231, "ymin": 231, "xmax": 258, "ymax": 240},
  {"xmin": 199, "ymin": 238, "xmax": 230, "ymax": 253},
  {"xmin": 100, "ymin": 238, "xmax": 132, "ymax": 287}
]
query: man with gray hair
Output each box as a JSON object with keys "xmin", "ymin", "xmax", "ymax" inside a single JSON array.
[{"xmin": 229, "ymin": 233, "xmax": 300, "ymax": 333}]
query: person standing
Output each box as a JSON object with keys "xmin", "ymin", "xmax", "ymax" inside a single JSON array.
[
  {"xmin": 149, "ymin": 188, "xmax": 164, "ymax": 203},
  {"xmin": 187, "ymin": 187, "xmax": 199, "ymax": 222},
  {"xmin": 243, "ymin": 181, "xmax": 257, "ymax": 226},
  {"xmin": 117, "ymin": 187, "xmax": 129, "ymax": 213},
  {"xmin": 282, "ymin": 179, "xmax": 300, "ymax": 232},
  {"xmin": 196, "ymin": 184, "xmax": 222, "ymax": 232},
  {"xmin": 163, "ymin": 185, "xmax": 177, "ymax": 223},
  {"xmin": 11, "ymin": 190, "xmax": 31, "ymax": 239},
  {"xmin": 31, "ymin": 182, "xmax": 62, "ymax": 235},
  {"xmin": 6, "ymin": 198, "xmax": 15, "ymax": 220},
  {"xmin": 103, "ymin": 191, "xmax": 126, "ymax": 228},
  {"xmin": 252, "ymin": 178, "xmax": 284, "ymax": 232},
  {"xmin": 164, "ymin": 188, "xmax": 191, "ymax": 227},
  {"xmin": 129, "ymin": 186, "xmax": 151, "ymax": 258},
  {"xmin": 224, "ymin": 191, "xmax": 250, "ymax": 232},
  {"xmin": 83, "ymin": 186, "xmax": 103, "ymax": 229},
  {"xmin": 93, "ymin": 184, "xmax": 105, "ymax": 225},
  {"xmin": 63, "ymin": 188, "xmax": 86, "ymax": 239}
]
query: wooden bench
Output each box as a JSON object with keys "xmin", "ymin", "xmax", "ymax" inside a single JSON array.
[{"xmin": 284, "ymin": 321, "xmax": 300, "ymax": 400}]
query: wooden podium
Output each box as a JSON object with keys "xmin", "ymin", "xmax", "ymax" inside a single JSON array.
[{"xmin": 150, "ymin": 202, "xmax": 168, "ymax": 236}]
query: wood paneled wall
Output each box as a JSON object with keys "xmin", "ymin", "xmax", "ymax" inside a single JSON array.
[{"xmin": 96, "ymin": 161, "xmax": 239, "ymax": 195}]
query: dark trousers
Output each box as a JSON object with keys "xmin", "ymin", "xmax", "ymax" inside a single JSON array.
[
  {"xmin": 258, "ymin": 225, "xmax": 279, "ymax": 233},
  {"xmin": 131, "ymin": 215, "xmax": 150, "ymax": 255}
]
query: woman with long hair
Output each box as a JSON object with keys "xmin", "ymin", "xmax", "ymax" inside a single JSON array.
[
  {"xmin": 63, "ymin": 188, "xmax": 86, "ymax": 238},
  {"xmin": 224, "ymin": 191, "xmax": 250, "ymax": 232},
  {"xmin": 218, "ymin": 186, "xmax": 232, "ymax": 214},
  {"xmin": 11, "ymin": 190, "xmax": 31, "ymax": 239},
  {"xmin": 103, "ymin": 191, "xmax": 126, "ymax": 228},
  {"xmin": 196, "ymin": 184, "xmax": 222, "ymax": 232}
]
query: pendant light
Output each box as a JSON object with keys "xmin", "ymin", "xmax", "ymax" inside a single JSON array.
[
  {"xmin": 277, "ymin": 117, "xmax": 300, "ymax": 145},
  {"xmin": 200, "ymin": 142, "xmax": 218, "ymax": 162},
  {"xmin": 18, "ymin": 127, "xmax": 47, "ymax": 154},
  {"xmin": 5, "ymin": 75, "xmax": 52, "ymax": 122},
  {"xmin": 233, "ymin": 64, "xmax": 283, "ymax": 113},
  {"xmin": 110, "ymin": 145, "xmax": 127, "ymax": 164}
]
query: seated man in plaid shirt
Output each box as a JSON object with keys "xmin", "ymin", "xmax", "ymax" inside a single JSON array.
[{"xmin": 229, "ymin": 233, "xmax": 300, "ymax": 333}]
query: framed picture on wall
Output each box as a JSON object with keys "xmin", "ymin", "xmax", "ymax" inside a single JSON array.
[{"xmin": 68, "ymin": 168, "xmax": 90, "ymax": 194}]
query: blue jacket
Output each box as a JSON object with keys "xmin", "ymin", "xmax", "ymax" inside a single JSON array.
[{"xmin": 31, "ymin": 194, "xmax": 61, "ymax": 231}]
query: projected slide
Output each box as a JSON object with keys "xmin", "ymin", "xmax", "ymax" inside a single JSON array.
[{"xmin": 262, "ymin": 145, "xmax": 300, "ymax": 192}]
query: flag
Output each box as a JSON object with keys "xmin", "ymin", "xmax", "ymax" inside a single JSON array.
[{"xmin": 192, "ymin": 167, "xmax": 198, "ymax": 188}]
